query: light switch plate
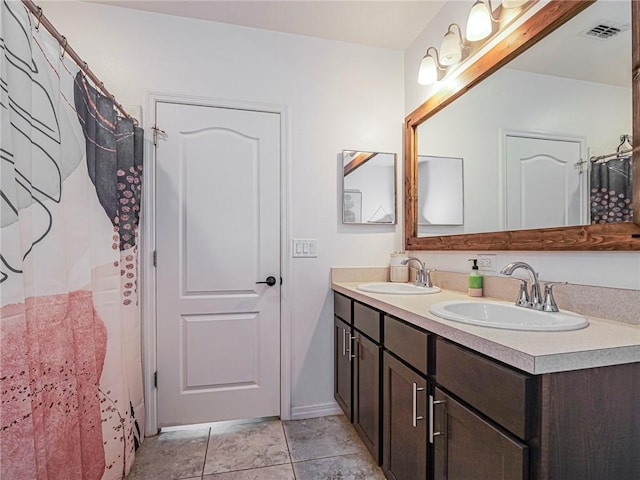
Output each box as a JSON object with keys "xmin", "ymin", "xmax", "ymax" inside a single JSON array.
[{"xmin": 293, "ymin": 238, "xmax": 318, "ymax": 258}]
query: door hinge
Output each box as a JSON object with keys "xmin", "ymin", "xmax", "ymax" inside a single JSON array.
[
  {"xmin": 153, "ymin": 250, "xmax": 157, "ymax": 267},
  {"xmin": 151, "ymin": 124, "xmax": 166, "ymax": 146},
  {"xmin": 154, "ymin": 371, "xmax": 158, "ymax": 388}
]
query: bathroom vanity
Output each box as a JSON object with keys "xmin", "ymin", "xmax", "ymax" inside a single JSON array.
[{"xmin": 332, "ymin": 282, "xmax": 640, "ymax": 480}]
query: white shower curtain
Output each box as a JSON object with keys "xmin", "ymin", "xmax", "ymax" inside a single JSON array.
[{"xmin": 1, "ymin": 2, "xmax": 144, "ymax": 478}]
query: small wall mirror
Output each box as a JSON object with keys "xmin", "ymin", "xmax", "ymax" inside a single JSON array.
[
  {"xmin": 342, "ymin": 150, "xmax": 397, "ymax": 224},
  {"xmin": 418, "ymin": 155, "xmax": 464, "ymax": 228}
]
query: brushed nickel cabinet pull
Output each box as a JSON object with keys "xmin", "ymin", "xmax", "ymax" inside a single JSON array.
[
  {"xmin": 412, "ymin": 382, "xmax": 426, "ymax": 427},
  {"xmin": 429, "ymin": 395, "xmax": 446, "ymax": 443}
]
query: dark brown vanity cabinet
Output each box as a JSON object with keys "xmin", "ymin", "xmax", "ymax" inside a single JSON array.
[
  {"xmin": 433, "ymin": 338, "xmax": 533, "ymax": 480},
  {"xmin": 333, "ymin": 291, "xmax": 640, "ymax": 480},
  {"xmin": 333, "ymin": 293, "xmax": 382, "ymax": 463},
  {"xmin": 353, "ymin": 330, "xmax": 380, "ymax": 463},
  {"xmin": 431, "ymin": 387, "xmax": 528, "ymax": 480},
  {"xmin": 382, "ymin": 315, "xmax": 431, "ymax": 480},
  {"xmin": 334, "ymin": 315, "xmax": 352, "ymax": 419},
  {"xmin": 334, "ymin": 292, "xmax": 353, "ymax": 419},
  {"xmin": 382, "ymin": 353, "xmax": 427, "ymax": 480},
  {"xmin": 433, "ymin": 337, "xmax": 640, "ymax": 480}
]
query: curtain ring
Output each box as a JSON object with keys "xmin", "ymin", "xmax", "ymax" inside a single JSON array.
[
  {"xmin": 60, "ymin": 36, "xmax": 67, "ymax": 59},
  {"xmin": 35, "ymin": 7, "xmax": 43, "ymax": 31}
]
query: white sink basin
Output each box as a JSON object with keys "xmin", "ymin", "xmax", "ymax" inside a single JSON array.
[
  {"xmin": 429, "ymin": 300, "xmax": 589, "ymax": 332},
  {"xmin": 357, "ymin": 282, "xmax": 441, "ymax": 295}
]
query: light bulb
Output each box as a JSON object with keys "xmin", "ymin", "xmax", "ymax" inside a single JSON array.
[
  {"xmin": 466, "ymin": 0, "xmax": 493, "ymax": 41},
  {"xmin": 440, "ymin": 31, "xmax": 462, "ymax": 66},
  {"xmin": 418, "ymin": 55, "xmax": 438, "ymax": 85}
]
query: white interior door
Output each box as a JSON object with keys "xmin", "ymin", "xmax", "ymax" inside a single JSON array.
[
  {"xmin": 505, "ymin": 134, "xmax": 586, "ymax": 230},
  {"xmin": 155, "ymin": 101, "xmax": 281, "ymax": 427}
]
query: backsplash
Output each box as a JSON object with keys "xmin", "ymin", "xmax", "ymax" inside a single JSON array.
[{"xmin": 331, "ymin": 267, "xmax": 640, "ymax": 325}]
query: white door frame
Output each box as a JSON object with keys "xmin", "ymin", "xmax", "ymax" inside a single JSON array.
[
  {"xmin": 141, "ymin": 92, "xmax": 291, "ymax": 435},
  {"xmin": 499, "ymin": 129, "xmax": 588, "ymax": 230}
]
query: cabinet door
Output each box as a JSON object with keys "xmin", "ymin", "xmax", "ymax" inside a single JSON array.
[
  {"xmin": 432, "ymin": 387, "xmax": 528, "ymax": 480},
  {"xmin": 382, "ymin": 352, "xmax": 428, "ymax": 480},
  {"xmin": 334, "ymin": 316, "xmax": 353, "ymax": 420},
  {"xmin": 353, "ymin": 332, "xmax": 381, "ymax": 463}
]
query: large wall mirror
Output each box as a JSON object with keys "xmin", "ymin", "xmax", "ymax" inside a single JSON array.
[
  {"xmin": 405, "ymin": 0, "xmax": 640, "ymax": 250},
  {"xmin": 343, "ymin": 150, "xmax": 397, "ymax": 224}
]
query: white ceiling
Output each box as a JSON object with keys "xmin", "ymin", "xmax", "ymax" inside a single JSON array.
[
  {"xmin": 89, "ymin": 1, "xmax": 632, "ymax": 87},
  {"xmin": 90, "ymin": 0, "xmax": 447, "ymax": 50}
]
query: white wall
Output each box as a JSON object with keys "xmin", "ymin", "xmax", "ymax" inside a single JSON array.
[
  {"xmin": 404, "ymin": 0, "xmax": 640, "ymax": 291},
  {"xmin": 42, "ymin": 1, "xmax": 404, "ymax": 419}
]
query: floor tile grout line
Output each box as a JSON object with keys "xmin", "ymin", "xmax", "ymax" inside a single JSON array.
[
  {"xmin": 200, "ymin": 427, "xmax": 212, "ymax": 479},
  {"xmin": 290, "ymin": 450, "xmax": 373, "ymax": 465},
  {"xmin": 201, "ymin": 460, "xmax": 294, "ymax": 477},
  {"xmin": 281, "ymin": 420, "xmax": 297, "ymax": 480}
]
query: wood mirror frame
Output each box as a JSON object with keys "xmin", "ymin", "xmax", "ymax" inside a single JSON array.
[{"xmin": 405, "ymin": 0, "xmax": 640, "ymax": 251}]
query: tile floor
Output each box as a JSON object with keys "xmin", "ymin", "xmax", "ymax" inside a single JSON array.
[{"xmin": 126, "ymin": 414, "xmax": 386, "ymax": 480}]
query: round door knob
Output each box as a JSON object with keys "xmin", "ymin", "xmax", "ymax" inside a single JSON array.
[{"xmin": 256, "ymin": 276, "xmax": 277, "ymax": 286}]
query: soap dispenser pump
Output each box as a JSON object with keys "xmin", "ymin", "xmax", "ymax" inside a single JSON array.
[{"xmin": 468, "ymin": 259, "xmax": 483, "ymax": 297}]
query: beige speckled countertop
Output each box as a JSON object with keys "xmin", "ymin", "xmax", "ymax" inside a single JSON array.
[{"xmin": 332, "ymin": 281, "xmax": 640, "ymax": 375}]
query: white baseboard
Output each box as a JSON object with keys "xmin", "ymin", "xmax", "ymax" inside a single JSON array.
[{"xmin": 290, "ymin": 401, "xmax": 343, "ymax": 420}]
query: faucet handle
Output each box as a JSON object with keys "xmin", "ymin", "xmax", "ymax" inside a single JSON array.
[
  {"xmin": 516, "ymin": 280, "xmax": 530, "ymax": 307},
  {"xmin": 542, "ymin": 282, "xmax": 568, "ymax": 312},
  {"xmin": 423, "ymin": 269, "xmax": 436, "ymax": 288}
]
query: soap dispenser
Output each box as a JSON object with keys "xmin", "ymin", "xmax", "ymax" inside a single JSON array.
[{"xmin": 468, "ymin": 259, "xmax": 483, "ymax": 297}]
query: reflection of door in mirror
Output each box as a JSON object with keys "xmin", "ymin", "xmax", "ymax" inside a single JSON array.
[
  {"xmin": 418, "ymin": 155, "xmax": 463, "ymax": 226},
  {"xmin": 504, "ymin": 133, "xmax": 587, "ymax": 230},
  {"xmin": 342, "ymin": 150, "xmax": 397, "ymax": 225}
]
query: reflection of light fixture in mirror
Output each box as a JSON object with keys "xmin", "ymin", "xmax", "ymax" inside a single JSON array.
[
  {"xmin": 418, "ymin": 47, "xmax": 445, "ymax": 85},
  {"xmin": 466, "ymin": 0, "xmax": 499, "ymax": 41},
  {"xmin": 440, "ymin": 24, "xmax": 467, "ymax": 66}
]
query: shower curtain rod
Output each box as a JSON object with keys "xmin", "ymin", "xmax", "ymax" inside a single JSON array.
[
  {"xmin": 590, "ymin": 146, "xmax": 637, "ymax": 164},
  {"xmin": 590, "ymin": 134, "xmax": 635, "ymax": 164},
  {"xmin": 21, "ymin": 0, "xmax": 138, "ymax": 125}
]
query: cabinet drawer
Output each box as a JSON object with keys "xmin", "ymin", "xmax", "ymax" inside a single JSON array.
[
  {"xmin": 354, "ymin": 301, "xmax": 381, "ymax": 343},
  {"xmin": 334, "ymin": 292, "xmax": 352, "ymax": 323},
  {"xmin": 384, "ymin": 316, "xmax": 430, "ymax": 375},
  {"xmin": 435, "ymin": 338, "xmax": 533, "ymax": 440}
]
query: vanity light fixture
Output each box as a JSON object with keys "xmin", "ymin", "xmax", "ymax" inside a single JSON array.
[
  {"xmin": 417, "ymin": 0, "xmax": 534, "ymax": 86},
  {"xmin": 440, "ymin": 23, "xmax": 467, "ymax": 66},
  {"xmin": 418, "ymin": 47, "xmax": 445, "ymax": 85},
  {"xmin": 466, "ymin": 0, "xmax": 499, "ymax": 42}
]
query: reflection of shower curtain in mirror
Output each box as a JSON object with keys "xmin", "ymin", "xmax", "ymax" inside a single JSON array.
[{"xmin": 590, "ymin": 157, "xmax": 633, "ymax": 223}]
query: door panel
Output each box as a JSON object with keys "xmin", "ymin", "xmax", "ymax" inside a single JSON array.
[
  {"xmin": 382, "ymin": 352, "xmax": 427, "ymax": 480},
  {"xmin": 156, "ymin": 102, "xmax": 281, "ymax": 426},
  {"xmin": 353, "ymin": 332, "xmax": 380, "ymax": 463},
  {"xmin": 506, "ymin": 135, "xmax": 585, "ymax": 230},
  {"xmin": 334, "ymin": 316, "xmax": 353, "ymax": 419}
]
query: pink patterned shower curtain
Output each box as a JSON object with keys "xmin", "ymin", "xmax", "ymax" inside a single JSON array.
[{"xmin": 1, "ymin": 2, "xmax": 144, "ymax": 478}]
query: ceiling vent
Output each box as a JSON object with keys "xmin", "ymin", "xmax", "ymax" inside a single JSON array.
[{"xmin": 580, "ymin": 21, "xmax": 630, "ymax": 40}]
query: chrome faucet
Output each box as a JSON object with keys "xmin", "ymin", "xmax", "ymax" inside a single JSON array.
[
  {"xmin": 402, "ymin": 257, "xmax": 433, "ymax": 288},
  {"xmin": 500, "ymin": 261, "xmax": 543, "ymax": 310},
  {"xmin": 500, "ymin": 262, "xmax": 568, "ymax": 312}
]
